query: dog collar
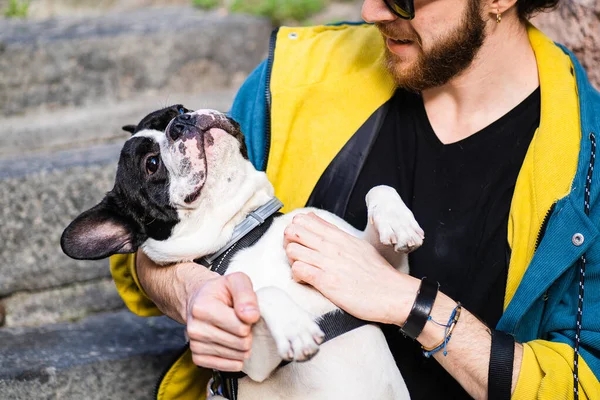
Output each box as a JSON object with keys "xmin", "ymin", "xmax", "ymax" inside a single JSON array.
[{"xmin": 198, "ymin": 197, "xmax": 284, "ymax": 268}]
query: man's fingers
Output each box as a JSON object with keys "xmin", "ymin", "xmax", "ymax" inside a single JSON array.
[
  {"xmin": 191, "ymin": 354, "xmax": 245, "ymax": 372},
  {"xmin": 189, "ymin": 339, "xmax": 251, "ymax": 362},
  {"xmin": 283, "ymin": 222, "xmax": 329, "ymax": 252},
  {"xmin": 285, "ymin": 241, "xmax": 326, "ymax": 268},
  {"xmin": 187, "ymin": 319, "xmax": 253, "ymax": 352},
  {"xmin": 227, "ymin": 272, "xmax": 260, "ymax": 325},
  {"xmin": 291, "ymin": 212, "xmax": 356, "ymax": 246},
  {"xmin": 190, "ymin": 299, "xmax": 252, "ymax": 337},
  {"xmin": 291, "ymin": 260, "xmax": 323, "ymax": 286}
]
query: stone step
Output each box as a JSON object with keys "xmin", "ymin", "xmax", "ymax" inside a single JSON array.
[
  {"xmin": 0, "ymin": 90, "xmax": 236, "ymax": 157},
  {"xmin": 0, "ymin": 310, "xmax": 187, "ymax": 399},
  {"xmin": 3, "ymin": 278, "xmax": 124, "ymax": 328},
  {"xmin": 0, "ymin": 6, "xmax": 271, "ymax": 118},
  {"xmin": 0, "ymin": 157, "xmax": 117, "ymax": 298}
]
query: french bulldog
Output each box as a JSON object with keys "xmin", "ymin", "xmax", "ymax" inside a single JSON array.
[{"xmin": 61, "ymin": 105, "xmax": 424, "ymax": 400}]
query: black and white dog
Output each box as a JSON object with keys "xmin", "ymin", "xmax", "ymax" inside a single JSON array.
[{"xmin": 61, "ymin": 105, "xmax": 424, "ymax": 400}]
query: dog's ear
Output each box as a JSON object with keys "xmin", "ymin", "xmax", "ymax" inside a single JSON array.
[
  {"xmin": 121, "ymin": 105, "xmax": 191, "ymax": 135},
  {"xmin": 122, "ymin": 125, "xmax": 137, "ymax": 134},
  {"xmin": 135, "ymin": 104, "xmax": 192, "ymax": 132},
  {"xmin": 61, "ymin": 202, "xmax": 143, "ymax": 260}
]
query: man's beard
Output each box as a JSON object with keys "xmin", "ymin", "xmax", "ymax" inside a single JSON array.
[{"xmin": 378, "ymin": 0, "xmax": 486, "ymax": 92}]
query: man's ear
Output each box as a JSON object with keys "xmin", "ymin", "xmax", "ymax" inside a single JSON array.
[
  {"xmin": 122, "ymin": 124, "xmax": 137, "ymax": 134},
  {"xmin": 61, "ymin": 202, "xmax": 142, "ymax": 260}
]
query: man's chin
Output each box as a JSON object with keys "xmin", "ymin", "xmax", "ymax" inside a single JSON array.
[{"xmin": 384, "ymin": 51, "xmax": 423, "ymax": 89}]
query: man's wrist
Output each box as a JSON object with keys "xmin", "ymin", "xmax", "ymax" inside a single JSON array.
[
  {"xmin": 383, "ymin": 273, "xmax": 421, "ymax": 326},
  {"xmin": 399, "ymin": 277, "xmax": 440, "ymax": 339},
  {"xmin": 383, "ymin": 272, "xmax": 459, "ymax": 349},
  {"xmin": 416, "ymin": 292, "xmax": 459, "ymax": 349}
]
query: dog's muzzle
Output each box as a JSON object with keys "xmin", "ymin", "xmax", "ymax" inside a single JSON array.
[{"xmin": 168, "ymin": 113, "xmax": 197, "ymax": 142}]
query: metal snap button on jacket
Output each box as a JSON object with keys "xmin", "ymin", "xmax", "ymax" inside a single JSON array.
[{"xmin": 572, "ymin": 233, "xmax": 585, "ymax": 246}]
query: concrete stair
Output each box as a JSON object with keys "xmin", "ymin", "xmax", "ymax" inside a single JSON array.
[{"xmin": 0, "ymin": 310, "xmax": 186, "ymax": 399}]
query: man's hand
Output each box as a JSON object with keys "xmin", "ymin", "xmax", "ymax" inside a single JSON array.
[
  {"xmin": 186, "ymin": 272, "xmax": 260, "ymax": 371},
  {"xmin": 136, "ymin": 251, "xmax": 260, "ymax": 371},
  {"xmin": 283, "ymin": 212, "xmax": 418, "ymax": 325}
]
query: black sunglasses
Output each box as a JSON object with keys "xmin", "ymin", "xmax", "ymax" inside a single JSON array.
[{"xmin": 383, "ymin": 0, "xmax": 415, "ymax": 19}]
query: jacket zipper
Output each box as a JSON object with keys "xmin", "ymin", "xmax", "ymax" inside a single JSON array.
[
  {"xmin": 534, "ymin": 202, "xmax": 556, "ymax": 253},
  {"xmin": 261, "ymin": 27, "xmax": 279, "ymax": 172},
  {"xmin": 154, "ymin": 343, "xmax": 190, "ymax": 400}
]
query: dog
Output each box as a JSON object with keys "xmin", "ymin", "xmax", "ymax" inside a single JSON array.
[{"xmin": 61, "ymin": 105, "xmax": 425, "ymax": 400}]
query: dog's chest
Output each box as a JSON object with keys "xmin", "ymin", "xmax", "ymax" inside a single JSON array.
[
  {"xmin": 223, "ymin": 218, "xmax": 293, "ymax": 291},
  {"xmin": 223, "ymin": 213, "xmax": 338, "ymax": 317}
]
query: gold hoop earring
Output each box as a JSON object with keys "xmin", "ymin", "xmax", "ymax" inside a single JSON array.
[{"xmin": 496, "ymin": 9, "xmax": 502, "ymax": 23}]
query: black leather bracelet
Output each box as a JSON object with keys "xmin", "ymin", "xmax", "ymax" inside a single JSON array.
[
  {"xmin": 399, "ymin": 277, "xmax": 439, "ymax": 340},
  {"xmin": 488, "ymin": 329, "xmax": 515, "ymax": 400}
]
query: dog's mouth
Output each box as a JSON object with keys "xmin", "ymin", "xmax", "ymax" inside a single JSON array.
[
  {"xmin": 166, "ymin": 111, "xmax": 236, "ymax": 206},
  {"xmin": 184, "ymin": 187, "xmax": 202, "ymax": 204}
]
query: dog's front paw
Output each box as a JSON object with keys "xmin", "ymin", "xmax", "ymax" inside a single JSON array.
[
  {"xmin": 257, "ymin": 287, "xmax": 325, "ymax": 363},
  {"xmin": 366, "ymin": 185, "xmax": 424, "ymax": 253},
  {"xmin": 269, "ymin": 310, "xmax": 325, "ymax": 362}
]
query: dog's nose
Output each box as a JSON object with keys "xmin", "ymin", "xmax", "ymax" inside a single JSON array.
[
  {"xmin": 169, "ymin": 114, "xmax": 193, "ymax": 141},
  {"xmin": 169, "ymin": 123, "xmax": 184, "ymax": 141}
]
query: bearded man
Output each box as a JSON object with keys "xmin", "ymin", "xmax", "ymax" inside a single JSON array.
[{"xmin": 110, "ymin": 0, "xmax": 600, "ymax": 398}]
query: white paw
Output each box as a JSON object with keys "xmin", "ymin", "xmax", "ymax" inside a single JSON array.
[
  {"xmin": 366, "ymin": 185, "xmax": 424, "ymax": 253},
  {"xmin": 268, "ymin": 311, "xmax": 325, "ymax": 362}
]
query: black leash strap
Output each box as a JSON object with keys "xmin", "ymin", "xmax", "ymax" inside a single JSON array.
[
  {"xmin": 197, "ymin": 213, "xmax": 280, "ymax": 400},
  {"xmin": 319, "ymin": 310, "xmax": 368, "ymax": 343},
  {"xmin": 488, "ymin": 329, "xmax": 515, "ymax": 400}
]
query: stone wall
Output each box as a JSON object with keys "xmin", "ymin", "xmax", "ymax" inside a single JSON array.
[
  {"xmin": 0, "ymin": 8, "xmax": 269, "ymax": 117},
  {"xmin": 533, "ymin": 0, "xmax": 600, "ymax": 89}
]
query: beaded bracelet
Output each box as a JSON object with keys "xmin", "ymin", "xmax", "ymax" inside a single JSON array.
[{"xmin": 421, "ymin": 302, "xmax": 462, "ymax": 358}]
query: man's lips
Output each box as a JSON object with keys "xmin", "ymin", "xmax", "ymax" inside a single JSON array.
[
  {"xmin": 389, "ymin": 37, "xmax": 413, "ymax": 44},
  {"xmin": 385, "ymin": 36, "xmax": 418, "ymax": 56}
]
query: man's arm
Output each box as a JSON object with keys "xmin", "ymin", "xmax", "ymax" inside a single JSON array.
[
  {"xmin": 135, "ymin": 250, "xmax": 216, "ymax": 324},
  {"xmin": 283, "ymin": 212, "xmax": 522, "ymax": 399},
  {"xmin": 408, "ymin": 287, "xmax": 523, "ymax": 398}
]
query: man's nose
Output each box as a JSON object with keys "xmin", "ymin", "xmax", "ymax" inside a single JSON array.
[
  {"xmin": 169, "ymin": 114, "xmax": 193, "ymax": 141},
  {"xmin": 362, "ymin": 0, "xmax": 398, "ymax": 23}
]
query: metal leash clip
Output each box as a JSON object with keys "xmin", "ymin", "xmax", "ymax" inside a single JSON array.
[{"xmin": 207, "ymin": 370, "xmax": 226, "ymax": 399}]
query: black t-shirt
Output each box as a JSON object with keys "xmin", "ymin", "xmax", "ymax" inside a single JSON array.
[{"xmin": 344, "ymin": 88, "xmax": 540, "ymax": 399}]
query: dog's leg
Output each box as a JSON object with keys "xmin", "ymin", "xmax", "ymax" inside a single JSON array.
[
  {"xmin": 242, "ymin": 286, "xmax": 324, "ymax": 383},
  {"xmin": 362, "ymin": 185, "xmax": 424, "ymax": 273}
]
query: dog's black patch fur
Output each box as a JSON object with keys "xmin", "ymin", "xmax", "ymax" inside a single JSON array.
[
  {"xmin": 221, "ymin": 117, "xmax": 248, "ymax": 160},
  {"xmin": 62, "ymin": 105, "xmax": 250, "ymax": 261},
  {"xmin": 122, "ymin": 104, "xmax": 192, "ymax": 134},
  {"xmin": 62, "ymin": 105, "xmax": 188, "ymax": 260}
]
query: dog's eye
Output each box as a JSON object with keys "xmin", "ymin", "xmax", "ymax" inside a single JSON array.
[
  {"xmin": 178, "ymin": 107, "xmax": 185, "ymax": 114},
  {"xmin": 145, "ymin": 155, "xmax": 160, "ymax": 175}
]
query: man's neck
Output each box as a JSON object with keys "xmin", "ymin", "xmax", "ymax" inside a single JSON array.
[{"xmin": 422, "ymin": 16, "xmax": 539, "ymax": 144}]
